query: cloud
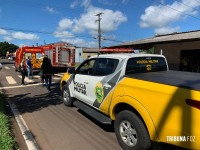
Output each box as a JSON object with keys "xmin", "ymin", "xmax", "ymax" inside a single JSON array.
[
  {"xmin": 3, "ymin": 36, "xmax": 13, "ymax": 42},
  {"xmin": 0, "ymin": 28, "xmax": 8, "ymax": 35},
  {"xmin": 0, "ymin": 29, "xmax": 39, "ymax": 42},
  {"xmin": 155, "ymin": 26, "xmax": 180, "ymax": 35},
  {"xmin": 54, "ymin": 30, "xmax": 74, "ymax": 38},
  {"xmin": 59, "ymin": 0, "xmax": 127, "ymax": 34},
  {"xmin": 57, "ymin": 18, "xmax": 73, "ymax": 30},
  {"xmin": 69, "ymin": 0, "xmax": 127, "ymax": 34},
  {"xmin": 72, "ymin": 7, "xmax": 127, "ymax": 34},
  {"xmin": 12, "ymin": 32, "xmax": 39, "ymax": 40},
  {"xmin": 70, "ymin": 0, "xmax": 92, "ymax": 8},
  {"xmin": 121, "ymin": 0, "xmax": 129, "ymax": 4},
  {"xmin": 55, "ymin": 0, "xmax": 127, "ymax": 47},
  {"xmin": 98, "ymin": 0, "xmax": 117, "ymax": 6},
  {"xmin": 44, "ymin": 6, "xmax": 58, "ymax": 14},
  {"xmin": 70, "ymin": 0, "xmax": 81, "ymax": 8},
  {"xmin": 140, "ymin": 0, "xmax": 200, "ymax": 34},
  {"xmin": 81, "ymin": 0, "xmax": 92, "ymax": 8},
  {"xmin": 62, "ymin": 38, "xmax": 97, "ymax": 47}
]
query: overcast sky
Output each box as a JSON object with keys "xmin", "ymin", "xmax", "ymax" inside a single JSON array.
[{"xmin": 1, "ymin": 0, "xmax": 200, "ymax": 47}]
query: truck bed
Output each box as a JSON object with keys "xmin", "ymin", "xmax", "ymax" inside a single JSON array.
[{"xmin": 126, "ymin": 70, "xmax": 200, "ymax": 91}]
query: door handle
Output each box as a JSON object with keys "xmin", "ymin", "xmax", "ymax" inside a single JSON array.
[{"xmin": 104, "ymin": 83, "xmax": 111, "ymax": 89}]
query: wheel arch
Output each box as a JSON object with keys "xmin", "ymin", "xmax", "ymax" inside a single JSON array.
[
  {"xmin": 60, "ymin": 73, "xmax": 72, "ymax": 91},
  {"xmin": 61, "ymin": 80, "xmax": 67, "ymax": 88},
  {"xmin": 61, "ymin": 80, "xmax": 75, "ymax": 98},
  {"xmin": 110, "ymin": 96, "xmax": 159, "ymax": 141}
]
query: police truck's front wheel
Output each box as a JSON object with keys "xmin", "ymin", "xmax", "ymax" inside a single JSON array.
[
  {"xmin": 114, "ymin": 110, "xmax": 151, "ymax": 150},
  {"xmin": 62, "ymin": 84, "xmax": 74, "ymax": 107}
]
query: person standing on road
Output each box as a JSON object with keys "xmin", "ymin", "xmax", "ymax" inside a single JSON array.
[
  {"xmin": 41, "ymin": 55, "xmax": 53, "ymax": 91},
  {"xmin": 26, "ymin": 56, "xmax": 33, "ymax": 79},
  {"xmin": 20, "ymin": 59, "xmax": 27, "ymax": 85}
]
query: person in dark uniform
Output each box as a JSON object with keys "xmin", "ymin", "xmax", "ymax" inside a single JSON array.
[{"xmin": 41, "ymin": 55, "xmax": 53, "ymax": 91}]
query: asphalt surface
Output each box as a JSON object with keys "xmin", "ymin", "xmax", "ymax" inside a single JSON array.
[{"xmin": 0, "ymin": 59, "xmax": 121, "ymax": 150}]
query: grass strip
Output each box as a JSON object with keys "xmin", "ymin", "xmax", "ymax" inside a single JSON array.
[{"xmin": 0, "ymin": 92, "xmax": 15, "ymax": 150}]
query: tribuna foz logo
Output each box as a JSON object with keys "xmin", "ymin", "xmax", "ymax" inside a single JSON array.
[{"xmin": 166, "ymin": 136, "xmax": 195, "ymax": 142}]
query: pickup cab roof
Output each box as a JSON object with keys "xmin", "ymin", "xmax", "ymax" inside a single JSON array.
[{"xmin": 90, "ymin": 53, "xmax": 166, "ymax": 59}]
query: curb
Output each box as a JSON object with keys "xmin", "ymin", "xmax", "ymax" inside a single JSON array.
[{"xmin": 8, "ymin": 101, "xmax": 40, "ymax": 150}]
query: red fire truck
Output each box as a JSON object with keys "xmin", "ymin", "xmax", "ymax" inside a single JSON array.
[
  {"xmin": 42, "ymin": 43, "xmax": 75, "ymax": 70},
  {"xmin": 15, "ymin": 46, "xmax": 44, "ymax": 71}
]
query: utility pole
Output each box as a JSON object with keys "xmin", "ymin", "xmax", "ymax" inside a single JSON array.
[{"xmin": 95, "ymin": 13, "xmax": 103, "ymax": 54}]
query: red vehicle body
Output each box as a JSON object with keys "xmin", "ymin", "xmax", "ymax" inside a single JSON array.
[
  {"xmin": 15, "ymin": 46, "xmax": 44, "ymax": 71},
  {"xmin": 42, "ymin": 43, "xmax": 75, "ymax": 69}
]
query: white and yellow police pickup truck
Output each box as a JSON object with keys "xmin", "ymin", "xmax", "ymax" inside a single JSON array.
[{"xmin": 60, "ymin": 54, "xmax": 200, "ymax": 150}]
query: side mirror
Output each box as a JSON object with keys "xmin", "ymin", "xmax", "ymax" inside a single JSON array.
[{"xmin": 67, "ymin": 67, "xmax": 75, "ymax": 74}]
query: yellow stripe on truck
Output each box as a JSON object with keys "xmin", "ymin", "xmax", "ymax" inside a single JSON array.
[
  {"xmin": 60, "ymin": 73, "xmax": 71, "ymax": 90},
  {"xmin": 109, "ymin": 77, "xmax": 200, "ymax": 148},
  {"xmin": 99, "ymin": 90, "xmax": 115, "ymax": 115}
]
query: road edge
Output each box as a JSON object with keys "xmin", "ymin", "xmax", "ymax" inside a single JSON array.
[{"xmin": 8, "ymin": 101, "xmax": 40, "ymax": 150}]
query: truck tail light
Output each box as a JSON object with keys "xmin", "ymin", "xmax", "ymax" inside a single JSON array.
[{"xmin": 185, "ymin": 99, "xmax": 200, "ymax": 110}]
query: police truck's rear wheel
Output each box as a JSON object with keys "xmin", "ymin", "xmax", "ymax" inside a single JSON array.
[
  {"xmin": 114, "ymin": 110, "xmax": 151, "ymax": 150},
  {"xmin": 62, "ymin": 84, "xmax": 74, "ymax": 107}
]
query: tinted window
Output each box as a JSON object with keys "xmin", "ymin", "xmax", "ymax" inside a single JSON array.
[
  {"xmin": 94, "ymin": 58, "xmax": 119, "ymax": 76},
  {"xmin": 125, "ymin": 57, "xmax": 167, "ymax": 74},
  {"xmin": 76, "ymin": 59, "xmax": 95, "ymax": 75}
]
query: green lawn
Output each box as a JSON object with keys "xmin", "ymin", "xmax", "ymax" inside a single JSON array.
[{"xmin": 0, "ymin": 92, "xmax": 16, "ymax": 150}]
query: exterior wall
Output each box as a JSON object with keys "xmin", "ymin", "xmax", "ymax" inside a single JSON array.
[
  {"xmin": 154, "ymin": 40, "xmax": 200, "ymax": 70},
  {"xmin": 75, "ymin": 48, "xmax": 83, "ymax": 63},
  {"xmin": 75, "ymin": 48, "xmax": 98, "ymax": 63}
]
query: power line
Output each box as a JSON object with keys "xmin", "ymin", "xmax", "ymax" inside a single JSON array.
[
  {"xmin": 2, "ymin": 0, "xmax": 132, "ymax": 45},
  {"xmin": 102, "ymin": 38, "xmax": 126, "ymax": 44},
  {"xmin": 181, "ymin": 1, "xmax": 200, "ymax": 13},
  {"xmin": 0, "ymin": 26, "xmax": 95, "ymax": 40},
  {"xmin": 151, "ymin": 0, "xmax": 200, "ymax": 22},
  {"xmin": 3, "ymin": 0, "xmax": 200, "ymax": 47},
  {"xmin": 125, "ymin": 0, "xmax": 200, "ymax": 30},
  {"xmin": 0, "ymin": 25, "xmax": 127, "ymax": 46}
]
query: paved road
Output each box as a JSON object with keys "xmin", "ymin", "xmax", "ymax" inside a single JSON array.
[{"xmin": 0, "ymin": 59, "xmax": 121, "ymax": 150}]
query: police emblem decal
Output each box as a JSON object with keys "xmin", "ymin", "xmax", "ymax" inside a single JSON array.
[{"xmin": 95, "ymin": 82, "xmax": 104, "ymax": 103}]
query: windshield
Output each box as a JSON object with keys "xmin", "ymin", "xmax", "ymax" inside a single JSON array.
[
  {"xmin": 36, "ymin": 53, "xmax": 43, "ymax": 59},
  {"xmin": 125, "ymin": 56, "xmax": 167, "ymax": 74}
]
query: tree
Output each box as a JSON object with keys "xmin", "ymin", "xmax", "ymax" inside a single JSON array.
[{"xmin": 0, "ymin": 42, "xmax": 19, "ymax": 56}]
